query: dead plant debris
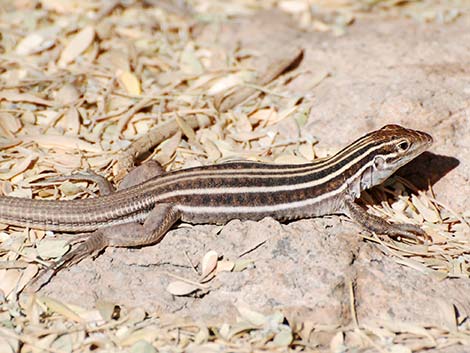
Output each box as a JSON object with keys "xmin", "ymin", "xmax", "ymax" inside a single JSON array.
[{"xmin": 1, "ymin": 1, "xmax": 470, "ymax": 352}]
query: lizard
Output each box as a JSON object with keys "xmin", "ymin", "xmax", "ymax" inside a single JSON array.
[{"xmin": 0, "ymin": 124, "xmax": 433, "ymax": 278}]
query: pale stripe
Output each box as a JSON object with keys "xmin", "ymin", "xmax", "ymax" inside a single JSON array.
[
  {"xmin": 141, "ymin": 136, "xmax": 381, "ymax": 187},
  {"xmin": 175, "ymin": 159, "xmax": 372, "ymax": 214},
  {"xmin": 151, "ymin": 145, "xmax": 394, "ymax": 200}
]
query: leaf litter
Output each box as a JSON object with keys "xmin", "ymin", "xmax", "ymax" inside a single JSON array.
[{"xmin": 0, "ymin": 0, "xmax": 470, "ymax": 352}]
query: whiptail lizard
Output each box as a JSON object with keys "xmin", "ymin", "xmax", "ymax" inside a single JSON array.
[{"xmin": 0, "ymin": 124, "xmax": 433, "ymax": 276}]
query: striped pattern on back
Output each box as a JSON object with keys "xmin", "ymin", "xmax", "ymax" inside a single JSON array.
[{"xmin": 0, "ymin": 125, "xmax": 433, "ymax": 231}]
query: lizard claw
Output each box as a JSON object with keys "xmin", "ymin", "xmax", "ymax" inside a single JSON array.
[
  {"xmin": 57, "ymin": 230, "xmax": 109, "ymax": 268},
  {"xmin": 26, "ymin": 231, "xmax": 109, "ymax": 292},
  {"xmin": 344, "ymin": 198, "xmax": 431, "ymax": 244},
  {"xmin": 381, "ymin": 222, "xmax": 430, "ymax": 243},
  {"xmin": 64, "ymin": 232, "xmax": 91, "ymax": 246},
  {"xmin": 44, "ymin": 171, "xmax": 115, "ymax": 195}
]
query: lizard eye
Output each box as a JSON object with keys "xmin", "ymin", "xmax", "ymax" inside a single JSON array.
[{"xmin": 397, "ymin": 140, "xmax": 410, "ymax": 151}]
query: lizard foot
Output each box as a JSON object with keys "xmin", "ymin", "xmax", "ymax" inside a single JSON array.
[{"xmin": 27, "ymin": 231, "xmax": 109, "ymax": 292}]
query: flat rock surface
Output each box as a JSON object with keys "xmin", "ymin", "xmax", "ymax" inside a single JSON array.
[{"xmin": 42, "ymin": 10, "xmax": 470, "ymax": 332}]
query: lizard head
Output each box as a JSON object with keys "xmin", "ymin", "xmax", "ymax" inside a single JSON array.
[{"xmin": 345, "ymin": 124, "xmax": 433, "ymax": 189}]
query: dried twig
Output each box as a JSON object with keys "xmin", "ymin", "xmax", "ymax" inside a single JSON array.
[
  {"xmin": 115, "ymin": 115, "xmax": 211, "ymax": 180},
  {"xmin": 215, "ymin": 47, "xmax": 303, "ymax": 112}
]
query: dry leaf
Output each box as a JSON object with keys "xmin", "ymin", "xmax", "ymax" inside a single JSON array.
[
  {"xmin": 21, "ymin": 135, "xmax": 102, "ymax": 152},
  {"xmin": 388, "ymin": 345, "xmax": 412, "ymax": 353},
  {"xmin": 96, "ymin": 300, "xmax": 119, "ymax": 321},
  {"xmin": 0, "ymin": 113, "xmax": 22, "ymax": 137},
  {"xmin": 216, "ymin": 260, "xmax": 235, "ymax": 273},
  {"xmin": 266, "ymin": 106, "xmax": 298, "ymax": 126},
  {"xmin": 55, "ymin": 84, "xmax": 80, "ymax": 106},
  {"xmin": 391, "ymin": 198, "xmax": 408, "ymax": 212},
  {"xmin": 298, "ymin": 142, "xmax": 314, "ymax": 161},
  {"xmin": 0, "ymin": 155, "xmax": 37, "ymax": 180},
  {"xmin": 98, "ymin": 50, "xmax": 130, "ymax": 71},
  {"xmin": 59, "ymin": 181, "xmax": 83, "ymax": 196},
  {"xmin": 230, "ymin": 130, "xmax": 267, "ymax": 142},
  {"xmin": 117, "ymin": 70, "xmax": 142, "ymax": 95},
  {"xmin": 225, "ymin": 321, "xmax": 257, "ymax": 340},
  {"xmin": 411, "ymin": 194, "xmax": 440, "ymax": 223},
  {"xmin": 207, "ymin": 72, "xmax": 251, "ymax": 96},
  {"xmin": 330, "ymin": 331, "xmax": 344, "ymax": 353},
  {"xmin": 36, "ymin": 239, "xmax": 70, "ymax": 259},
  {"xmin": 271, "ymin": 326, "xmax": 293, "ymax": 347},
  {"xmin": 180, "ymin": 42, "xmax": 203, "ymax": 75},
  {"xmin": 0, "ymin": 91, "xmax": 53, "ymax": 106},
  {"xmin": 185, "ymin": 342, "xmax": 225, "ymax": 353},
  {"xmin": 16, "ymin": 264, "xmax": 39, "ymax": 294},
  {"xmin": 62, "ymin": 106, "xmax": 81, "ymax": 135},
  {"xmin": 249, "ymin": 108, "xmax": 277, "ymax": 124},
  {"xmin": 127, "ymin": 307, "xmax": 147, "ymax": 325},
  {"xmin": 37, "ymin": 296, "xmax": 83, "ymax": 323},
  {"xmin": 72, "ymin": 307, "xmax": 104, "ymax": 323},
  {"xmin": 58, "ymin": 26, "xmax": 95, "ymax": 67},
  {"xmin": 237, "ymin": 306, "xmax": 266, "ymax": 326},
  {"xmin": 130, "ymin": 340, "xmax": 157, "ymax": 353},
  {"xmin": 193, "ymin": 326, "xmax": 209, "ymax": 345},
  {"xmin": 200, "ymin": 250, "xmax": 218, "ymax": 280},
  {"xmin": 166, "ymin": 281, "xmax": 200, "ymax": 296},
  {"xmin": 118, "ymin": 326, "xmax": 160, "ymax": 346},
  {"xmin": 274, "ymin": 154, "xmax": 309, "ymax": 164},
  {"xmin": 51, "ymin": 333, "xmax": 74, "ymax": 352},
  {"xmin": 176, "ymin": 116, "xmax": 197, "ymax": 141},
  {"xmin": 15, "ymin": 32, "xmax": 53, "ymax": 55},
  {"xmin": 219, "ymin": 323, "xmax": 230, "ymax": 340},
  {"xmin": 5, "ymin": 188, "xmax": 32, "ymax": 199},
  {"xmin": 0, "ymin": 269, "xmax": 21, "ymax": 298},
  {"xmin": 233, "ymin": 259, "xmax": 254, "ymax": 272},
  {"xmin": 34, "ymin": 334, "xmax": 57, "ymax": 352},
  {"xmin": 155, "ymin": 131, "xmax": 182, "ymax": 165},
  {"xmin": 0, "ymin": 335, "xmax": 19, "ymax": 353},
  {"xmin": 200, "ymin": 138, "xmax": 221, "ymax": 161}
]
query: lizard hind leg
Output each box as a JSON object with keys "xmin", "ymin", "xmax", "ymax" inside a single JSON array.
[
  {"xmin": 117, "ymin": 160, "xmax": 164, "ymax": 190},
  {"xmin": 28, "ymin": 203, "xmax": 180, "ymax": 291},
  {"xmin": 27, "ymin": 229, "xmax": 112, "ymax": 292},
  {"xmin": 60, "ymin": 202, "xmax": 180, "ymax": 266}
]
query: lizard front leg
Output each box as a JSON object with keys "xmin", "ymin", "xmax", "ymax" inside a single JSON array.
[
  {"xmin": 343, "ymin": 197, "xmax": 428, "ymax": 241},
  {"xmin": 44, "ymin": 170, "xmax": 116, "ymax": 195},
  {"xmin": 44, "ymin": 160, "xmax": 164, "ymax": 195}
]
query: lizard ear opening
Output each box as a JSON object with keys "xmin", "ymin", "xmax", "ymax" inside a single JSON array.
[{"xmin": 373, "ymin": 156, "xmax": 386, "ymax": 170}]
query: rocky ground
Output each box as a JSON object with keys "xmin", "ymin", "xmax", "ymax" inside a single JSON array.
[
  {"xmin": 2, "ymin": 1, "xmax": 470, "ymax": 352},
  {"xmin": 44, "ymin": 4, "xmax": 470, "ymax": 336}
]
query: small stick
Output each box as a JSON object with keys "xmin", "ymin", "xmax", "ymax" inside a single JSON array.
[
  {"xmin": 115, "ymin": 115, "xmax": 210, "ymax": 181},
  {"xmin": 215, "ymin": 47, "xmax": 303, "ymax": 112}
]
